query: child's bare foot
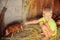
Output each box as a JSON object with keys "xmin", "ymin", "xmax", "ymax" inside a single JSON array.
[
  {"xmin": 41, "ymin": 36, "xmax": 49, "ymax": 40},
  {"xmin": 40, "ymin": 33, "xmax": 45, "ymax": 37}
]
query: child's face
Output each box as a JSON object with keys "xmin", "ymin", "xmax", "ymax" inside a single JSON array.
[{"xmin": 43, "ymin": 10, "xmax": 52, "ymax": 21}]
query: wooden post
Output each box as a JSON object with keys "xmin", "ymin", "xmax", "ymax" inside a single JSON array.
[
  {"xmin": 0, "ymin": 0, "xmax": 8, "ymax": 37},
  {"xmin": 0, "ymin": 7, "xmax": 7, "ymax": 37}
]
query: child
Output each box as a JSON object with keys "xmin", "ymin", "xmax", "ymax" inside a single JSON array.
[{"xmin": 25, "ymin": 8, "xmax": 57, "ymax": 40}]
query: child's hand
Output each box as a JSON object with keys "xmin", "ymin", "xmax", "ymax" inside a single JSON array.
[
  {"xmin": 24, "ymin": 23, "xmax": 28, "ymax": 25},
  {"xmin": 24, "ymin": 22, "xmax": 30, "ymax": 25}
]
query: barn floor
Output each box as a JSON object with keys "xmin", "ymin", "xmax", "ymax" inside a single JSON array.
[{"xmin": 1, "ymin": 25, "xmax": 60, "ymax": 40}]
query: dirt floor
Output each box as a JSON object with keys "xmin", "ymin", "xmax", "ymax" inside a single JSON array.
[{"xmin": 1, "ymin": 25, "xmax": 60, "ymax": 40}]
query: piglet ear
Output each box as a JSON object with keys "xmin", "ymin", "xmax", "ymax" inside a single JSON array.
[{"xmin": 5, "ymin": 30, "xmax": 9, "ymax": 36}]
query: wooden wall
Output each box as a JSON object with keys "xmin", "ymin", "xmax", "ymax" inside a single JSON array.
[
  {"xmin": 52, "ymin": 0, "xmax": 60, "ymax": 20},
  {"xmin": 24, "ymin": 0, "xmax": 54, "ymax": 20},
  {"xmin": 24, "ymin": 0, "xmax": 60, "ymax": 20}
]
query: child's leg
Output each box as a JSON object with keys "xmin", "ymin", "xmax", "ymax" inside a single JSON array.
[
  {"xmin": 40, "ymin": 25, "xmax": 52, "ymax": 40},
  {"xmin": 42, "ymin": 27, "xmax": 49, "ymax": 40}
]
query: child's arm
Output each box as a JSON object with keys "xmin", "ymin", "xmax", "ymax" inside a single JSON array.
[{"xmin": 25, "ymin": 20, "xmax": 39, "ymax": 25}]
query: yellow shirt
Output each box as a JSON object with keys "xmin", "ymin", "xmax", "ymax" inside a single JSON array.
[{"xmin": 38, "ymin": 17, "xmax": 57, "ymax": 36}]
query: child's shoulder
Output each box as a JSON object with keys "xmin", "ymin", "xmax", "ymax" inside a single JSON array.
[
  {"xmin": 50, "ymin": 18, "xmax": 55, "ymax": 22},
  {"xmin": 38, "ymin": 17, "xmax": 45, "ymax": 22}
]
